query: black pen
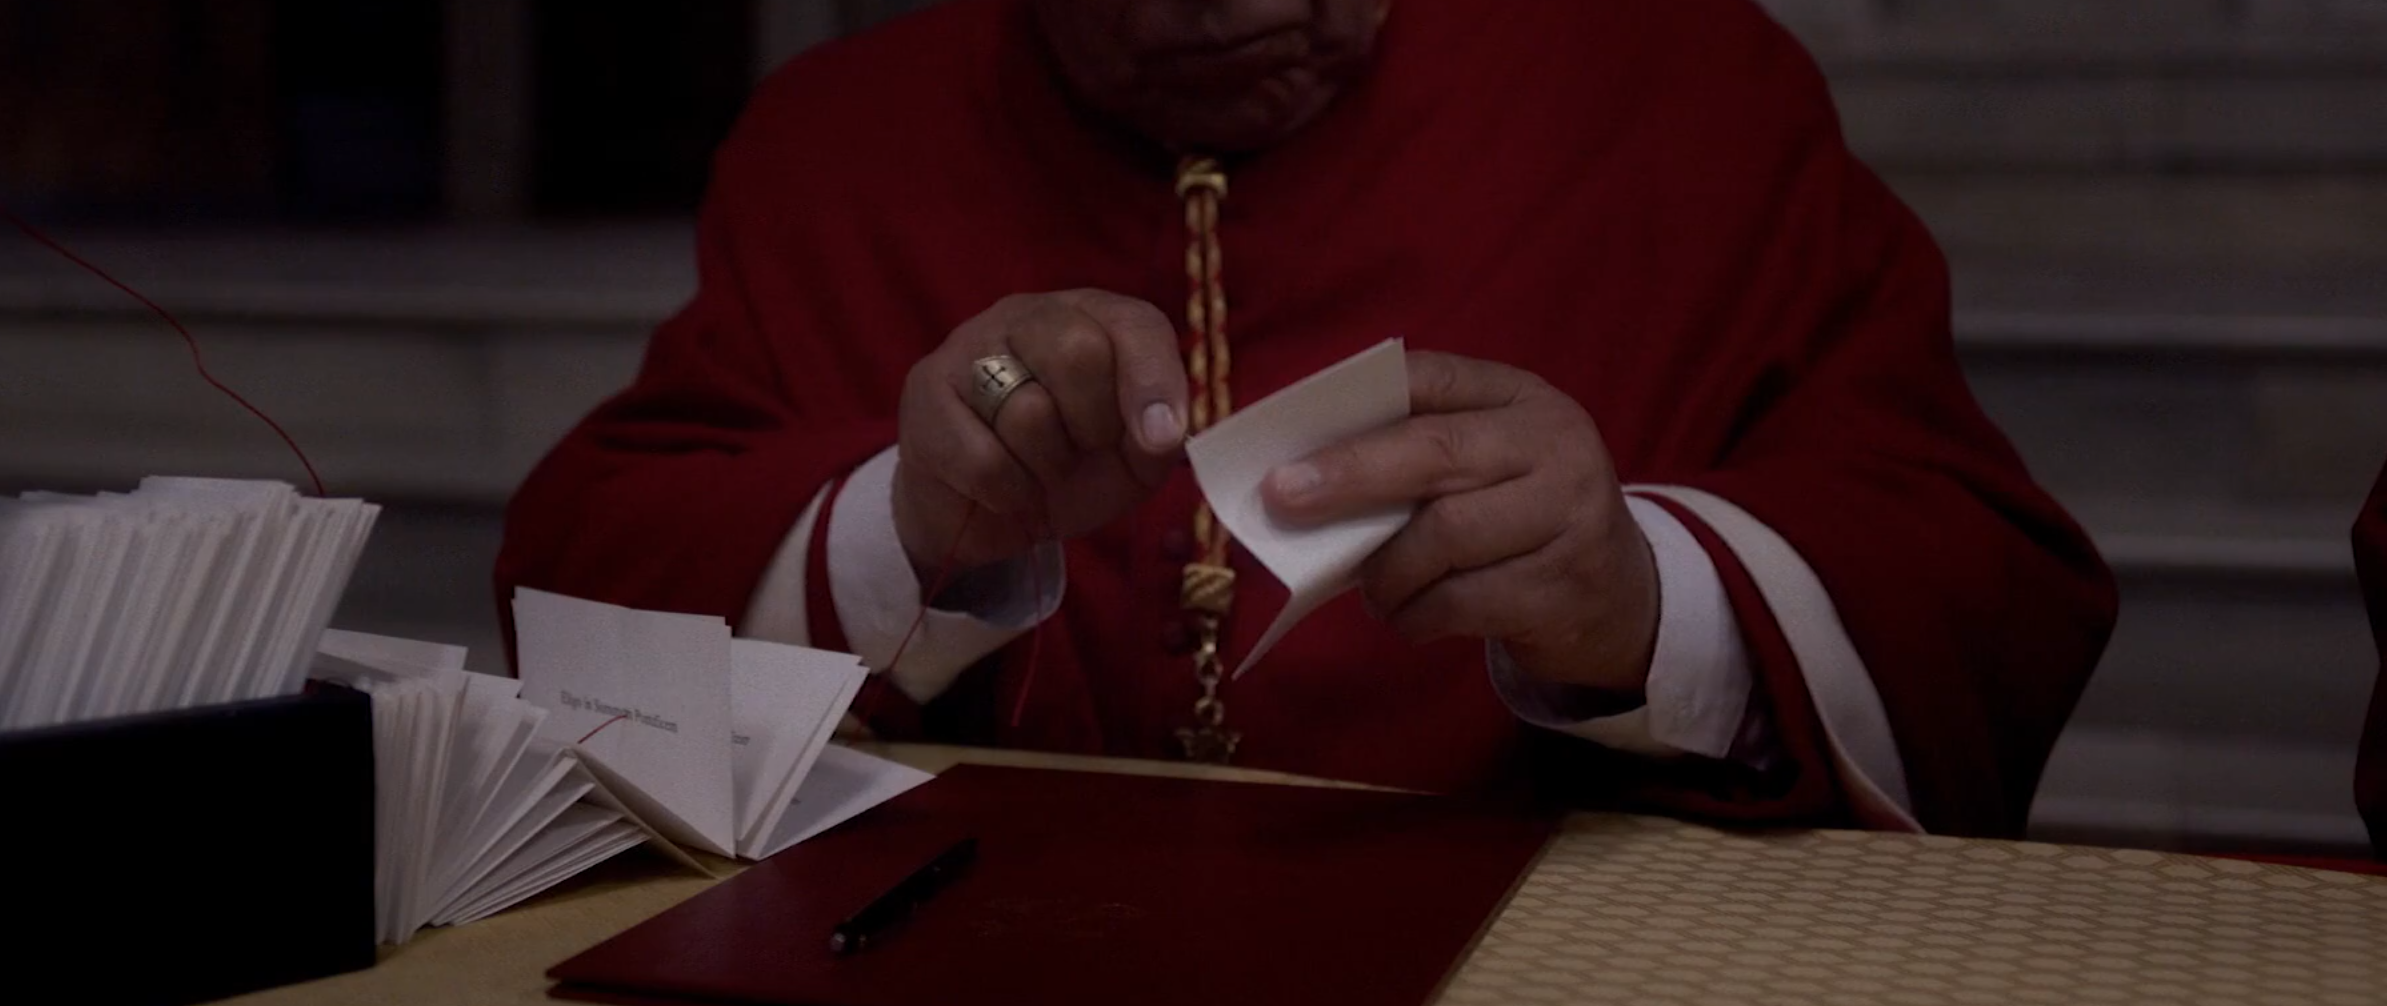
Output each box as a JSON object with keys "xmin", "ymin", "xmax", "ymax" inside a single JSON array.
[{"xmin": 827, "ymin": 836, "xmax": 977, "ymax": 956}]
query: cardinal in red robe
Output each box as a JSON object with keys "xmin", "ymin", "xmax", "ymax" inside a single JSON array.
[
  {"xmin": 495, "ymin": 0, "xmax": 2118, "ymax": 838},
  {"xmin": 2356, "ymin": 461, "xmax": 2387, "ymax": 857}
]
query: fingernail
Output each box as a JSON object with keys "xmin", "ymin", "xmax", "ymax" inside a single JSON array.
[
  {"xmin": 1270, "ymin": 463, "xmax": 1321, "ymax": 501},
  {"xmin": 1141, "ymin": 403, "xmax": 1182, "ymax": 449}
]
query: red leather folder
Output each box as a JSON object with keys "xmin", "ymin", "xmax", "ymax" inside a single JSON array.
[{"xmin": 549, "ymin": 762, "xmax": 1556, "ymax": 1006}]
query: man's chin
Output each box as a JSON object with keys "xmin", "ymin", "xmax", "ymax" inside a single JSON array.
[{"xmin": 1142, "ymin": 79, "xmax": 1342, "ymax": 154}]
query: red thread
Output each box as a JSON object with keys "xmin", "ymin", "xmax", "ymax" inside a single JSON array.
[
  {"xmin": 882, "ymin": 500, "xmax": 1049, "ymax": 732},
  {"xmin": 1008, "ymin": 532, "xmax": 1046, "ymax": 730},
  {"xmin": 882, "ymin": 502, "xmax": 977, "ymax": 677},
  {"xmin": 576, "ymin": 712, "xmax": 629, "ymax": 745},
  {"xmin": 3, "ymin": 207, "xmax": 328, "ymax": 497}
]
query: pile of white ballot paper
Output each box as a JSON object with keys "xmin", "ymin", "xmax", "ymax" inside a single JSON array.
[
  {"xmin": 0, "ymin": 475, "xmax": 932, "ymax": 944},
  {"xmin": 0, "ymin": 477, "xmax": 378, "ymax": 731},
  {"xmin": 509, "ymin": 587, "xmax": 934, "ymax": 863},
  {"xmin": 312, "ymin": 629, "xmax": 652, "ymax": 941},
  {"xmin": 311, "ymin": 589, "xmax": 931, "ymax": 945}
]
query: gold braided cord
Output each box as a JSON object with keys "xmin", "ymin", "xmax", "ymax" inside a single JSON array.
[
  {"xmin": 1180, "ymin": 563, "xmax": 1235, "ymax": 616},
  {"xmin": 1202, "ymin": 196, "xmax": 1231, "ymax": 449},
  {"xmin": 1178, "ymin": 156, "xmax": 1234, "ymax": 567},
  {"xmin": 1172, "ymin": 155, "xmax": 1240, "ymax": 762},
  {"xmin": 1173, "ymin": 159, "xmax": 1228, "ymax": 200},
  {"xmin": 1182, "ymin": 193, "xmax": 1213, "ymax": 433}
]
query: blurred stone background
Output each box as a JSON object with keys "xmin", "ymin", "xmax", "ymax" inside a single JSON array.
[{"xmin": 2, "ymin": 0, "xmax": 2383, "ymax": 854}]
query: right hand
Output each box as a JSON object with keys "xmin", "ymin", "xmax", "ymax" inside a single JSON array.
[{"xmin": 893, "ymin": 290, "xmax": 1189, "ymax": 584}]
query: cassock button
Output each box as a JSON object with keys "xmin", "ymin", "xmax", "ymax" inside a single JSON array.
[
  {"xmin": 1159, "ymin": 529, "xmax": 1194, "ymax": 563},
  {"xmin": 1160, "ymin": 616, "xmax": 1197, "ymax": 655}
]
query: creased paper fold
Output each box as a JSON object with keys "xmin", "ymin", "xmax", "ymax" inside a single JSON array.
[{"xmin": 1185, "ymin": 339, "xmax": 1414, "ymax": 677}]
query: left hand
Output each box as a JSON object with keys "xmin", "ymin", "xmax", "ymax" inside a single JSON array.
[{"xmin": 1260, "ymin": 351, "xmax": 1661, "ymax": 696}]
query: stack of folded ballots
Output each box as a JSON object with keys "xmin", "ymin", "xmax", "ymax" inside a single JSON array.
[
  {"xmin": 310, "ymin": 630, "xmax": 661, "ymax": 944},
  {"xmin": 0, "ymin": 473, "xmax": 927, "ymax": 943},
  {"xmin": 310, "ymin": 590, "xmax": 932, "ymax": 946},
  {"xmin": 507, "ymin": 588, "xmax": 934, "ymax": 863},
  {"xmin": 0, "ymin": 477, "xmax": 377, "ymax": 731}
]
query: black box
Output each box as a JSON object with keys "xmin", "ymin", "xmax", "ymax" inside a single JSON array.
[{"xmin": 0, "ymin": 685, "xmax": 378, "ymax": 1005}]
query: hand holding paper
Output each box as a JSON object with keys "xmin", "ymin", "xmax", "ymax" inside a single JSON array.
[
  {"xmin": 1189, "ymin": 343, "xmax": 1661, "ymax": 693},
  {"xmin": 1185, "ymin": 339, "xmax": 1414, "ymax": 676}
]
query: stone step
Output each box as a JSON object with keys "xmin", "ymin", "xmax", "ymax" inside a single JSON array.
[
  {"xmin": 10, "ymin": 216, "xmax": 2382, "ymax": 321},
  {"xmin": 2035, "ymin": 554, "xmax": 2378, "ymax": 855},
  {"xmin": 0, "ymin": 224, "xmax": 694, "ymax": 328},
  {"xmin": 6, "ymin": 304, "xmax": 2380, "ymax": 665},
  {"xmin": 5, "ymin": 226, "xmax": 2384, "ymax": 537},
  {"xmin": 18, "ymin": 178, "xmax": 2387, "ymax": 317},
  {"xmin": 1837, "ymin": 76, "xmax": 2387, "ymax": 171},
  {"xmin": 1963, "ymin": 337, "xmax": 2387, "ymax": 553},
  {"xmin": 5, "ymin": 318, "xmax": 2379, "ymax": 535},
  {"xmin": 1748, "ymin": 0, "xmax": 2387, "ymax": 170},
  {"xmin": 1762, "ymin": 0, "xmax": 2387, "ymax": 60}
]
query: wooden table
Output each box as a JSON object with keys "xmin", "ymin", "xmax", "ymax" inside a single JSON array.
[{"xmin": 220, "ymin": 744, "xmax": 2386, "ymax": 1006}]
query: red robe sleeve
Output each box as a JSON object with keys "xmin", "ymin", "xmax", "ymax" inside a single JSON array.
[
  {"xmin": 490, "ymin": 84, "xmax": 900, "ymax": 663},
  {"xmin": 1550, "ymin": 17, "xmax": 2119, "ymax": 838},
  {"xmin": 2356, "ymin": 460, "xmax": 2387, "ymax": 858}
]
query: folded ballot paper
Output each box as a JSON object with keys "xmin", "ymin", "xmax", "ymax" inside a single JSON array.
[
  {"xmin": 309, "ymin": 630, "xmax": 661, "ymax": 943},
  {"xmin": 0, "ymin": 477, "xmax": 378, "ymax": 732},
  {"xmin": 509, "ymin": 588, "xmax": 932, "ymax": 862},
  {"xmin": 304, "ymin": 592, "xmax": 931, "ymax": 944},
  {"xmin": 1185, "ymin": 338, "xmax": 1415, "ymax": 676}
]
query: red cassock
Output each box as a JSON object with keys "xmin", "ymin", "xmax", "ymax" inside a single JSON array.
[
  {"xmin": 495, "ymin": 0, "xmax": 2117, "ymax": 837},
  {"xmin": 2356, "ymin": 461, "xmax": 2387, "ymax": 857}
]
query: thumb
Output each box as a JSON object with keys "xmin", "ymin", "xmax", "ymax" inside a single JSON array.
[{"xmin": 1066, "ymin": 290, "xmax": 1189, "ymax": 457}]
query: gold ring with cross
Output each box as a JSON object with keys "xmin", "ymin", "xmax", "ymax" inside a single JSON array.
[{"xmin": 967, "ymin": 354, "xmax": 1038, "ymax": 426}]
